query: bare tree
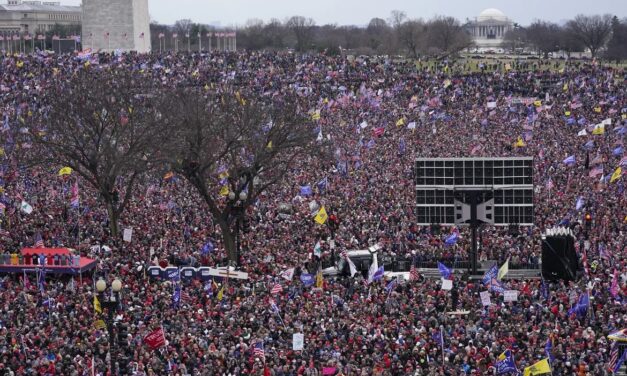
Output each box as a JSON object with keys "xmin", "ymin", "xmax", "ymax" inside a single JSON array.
[
  {"xmin": 32, "ymin": 71, "xmax": 166, "ymax": 237},
  {"xmin": 566, "ymin": 14, "xmax": 613, "ymax": 58},
  {"xmin": 366, "ymin": 18, "xmax": 391, "ymax": 51},
  {"xmin": 526, "ymin": 21, "xmax": 562, "ymax": 57},
  {"xmin": 605, "ymin": 16, "xmax": 627, "ymax": 63},
  {"xmin": 161, "ymin": 88, "xmax": 316, "ymax": 264},
  {"xmin": 501, "ymin": 28, "xmax": 528, "ymax": 53},
  {"xmin": 398, "ymin": 19, "xmax": 426, "ymax": 58},
  {"xmin": 389, "ymin": 10, "xmax": 407, "ymax": 30},
  {"xmin": 286, "ymin": 16, "xmax": 316, "ymax": 51},
  {"xmin": 173, "ymin": 19, "xmax": 193, "ymax": 37},
  {"xmin": 426, "ymin": 16, "xmax": 473, "ymax": 59}
]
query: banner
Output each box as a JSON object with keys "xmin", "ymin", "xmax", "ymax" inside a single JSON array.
[
  {"xmin": 504, "ymin": 290, "xmax": 518, "ymax": 302},
  {"xmin": 144, "ymin": 327, "xmax": 166, "ymax": 350},
  {"xmin": 123, "ymin": 228, "xmax": 133, "ymax": 242},
  {"xmin": 480, "ymin": 291, "xmax": 491, "ymax": 306},
  {"xmin": 293, "ymin": 333, "xmax": 304, "ymax": 351}
]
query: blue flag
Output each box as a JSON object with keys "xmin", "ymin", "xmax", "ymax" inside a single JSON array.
[
  {"xmin": 370, "ymin": 266, "xmax": 384, "ymax": 282},
  {"xmin": 300, "ymin": 273, "xmax": 314, "ymax": 287},
  {"xmin": 583, "ymin": 140, "xmax": 594, "ymax": 150},
  {"xmin": 438, "ymin": 262, "xmax": 452, "ymax": 279},
  {"xmin": 495, "ymin": 349, "xmax": 519, "ymax": 375},
  {"xmin": 385, "ymin": 279, "xmax": 397, "ymax": 292},
  {"xmin": 167, "ymin": 269, "xmax": 180, "ymax": 281},
  {"xmin": 172, "ymin": 284, "xmax": 181, "ymax": 309},
  {"xmin": 38, "ymin": 266, "xmax": 46, "ymax": 293},
  {"xmin": 300, "ymin": 185, "xmax": 313, "ymax": 196},
  {"xmin": 563, "ymin": 155, "xmax": 576, "ymax": 165},
  {"xmin": 317, "ymin": 177, "xmax": 328, "ymax": 192},
  {"xmin": 545, "ymin": 338, "xmax": 555, "ymax": 362},
  {"xmin": 613, "ymin": 146, "xmax": 624, "ymax": 156},
  {"xmin": 568, "ymin": 292, "xmax": 589, "ymax": 317},
  {"xmin": 399, "ymin": 138, "xmax": 406, "ymax": 154},
  {"xmin": 482, "ymin": 265, "xmax": 504, "ymax": 293},
  {"xmin": 201, "ymin": 241, "xmax": 214, "ymax": 255},
  {"xmin": 444, "ymin": 231, "xmax": 459, "ymax": 246},
  {"xmin": 575, "ymin": 197, "xmax": 585, "ymax": 211},
  {"xmin": 541, "ymin": 279, "xmax": 550, "ymax": 301}
]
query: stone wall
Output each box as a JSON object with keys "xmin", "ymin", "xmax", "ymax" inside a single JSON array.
[{"xmin": 82, "ymin": 0, "xmax": 150, "ymax": 53}]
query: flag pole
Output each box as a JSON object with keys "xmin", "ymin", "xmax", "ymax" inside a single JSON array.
[{"xmin": 440, "ymin": 325, "xmax": 445, "ymax": 364}]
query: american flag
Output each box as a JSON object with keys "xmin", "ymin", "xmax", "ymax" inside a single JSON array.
[
  {"xmin": 270, "ymin": 283, "xmax": 283, "ymax": 295},
  {"xmin": 610, "ymin": 270, "xmax": 620, "ymax": 299},
  {"xmin": 158, "ymin": 33, "xmax": 165, "ymax": 39},
  {"xmin": 608, "ymin": 342, "xmax": 627, "ymax": 372},
  {"xmin": 253, "ymin": 341, "xmax": 265, "ymax": 360},
  {"xmin": 409, "ymin": 263, "xmax": 420, "ymax": 282},
  {"xmin": 589, "ymin": 165, "xmax": 604, "ymax": 178},
  {"xmin": 70, "ymin": 181, "xmax": 79, "ymax": 208},
  {"xmin": 34, "ymin": 232, "xmax": 44, "ymax": 248}
]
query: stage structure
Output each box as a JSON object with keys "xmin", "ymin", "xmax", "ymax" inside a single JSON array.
[{"xmin": 414, "ymin": 158, "xmax": 534, "ymax": 274}]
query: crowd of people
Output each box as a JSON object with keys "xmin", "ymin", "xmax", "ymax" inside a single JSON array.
[{"xmin": 0, "ymin": 50, "xmax": 625, "ymax": 375}]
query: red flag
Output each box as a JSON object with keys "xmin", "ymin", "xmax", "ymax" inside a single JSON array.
[{"xmin": 143, "ymin": 327, "xmax": 166, "ymax": 350}]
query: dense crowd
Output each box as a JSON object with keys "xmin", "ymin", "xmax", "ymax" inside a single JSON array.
[{"xmin": 0, "ymin": 50, "xmax": 625, "ymax": 375}]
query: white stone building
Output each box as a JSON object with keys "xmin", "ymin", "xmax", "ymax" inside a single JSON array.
[
  {"xmin": 0, "ymin": 0, "xmax": 80, "ymax": 35},
  {"xmin": 82, "ymin": 0, "xmax": 151, "ymax": 53},
  {"xmin": 465, "ymin": 8, "xmax": 514, "ymax": 50}
]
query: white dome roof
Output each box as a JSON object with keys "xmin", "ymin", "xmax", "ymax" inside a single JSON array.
[{"xmin": 478, "ymin": 8, "xmax": 507, "ymax": 22}]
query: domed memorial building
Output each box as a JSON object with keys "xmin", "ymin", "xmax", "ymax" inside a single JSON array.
[{"xmin": 465, "ymin": 8, "xmax": 514, "ymax": 50}]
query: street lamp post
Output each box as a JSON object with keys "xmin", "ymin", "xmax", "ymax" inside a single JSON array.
[
  {"xmin": 228, "ymin": 191, "xmax": 247, "ymax": 266},
  {"xmin": 95, "ymin": 278, "xmax": 122, "ymax": 375}
]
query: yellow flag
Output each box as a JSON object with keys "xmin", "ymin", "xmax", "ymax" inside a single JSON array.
[
  {"xmin": 498, "ymin": 258, "xmax": 509, "ymax": 280},
  {"xmin": 219, "ymin": 185, "xmax": 230, "ymax": 196},
  {"xmin": 216, "ymin": 285, "xmax": 225, "ymax": 301},
  {"xmin": 564, "ymin": 111, "xmax": 571, "ymax": 116},
  {"xmin": 396, "ymin": 118, "xmax": 405, "ymax": 127},
  {"xmin": 622, "ymin": 114, "xmax": 626, "ymax": 120},
  {"xmin": 523, "ymin": 358, "xmax": 551, "ymax": 376},
  {"xmin": 267, "ymin": 141, "xmax": 273, "ymax": 150},
  {"xmin": 218, "ymin": 171, "xmax": 229, "ymax": 180},
  {"xmin": 16, "ymin": 61, "xmax": 24, "ymax": 68},
  {"xmin": 0, "ymin": 147, "xmax": 4, "ymax": 156},
  {"xmin": 594, "ymin": 106, "xmax": 601, "ymax": 113},
  {"xmin": 533, "ymin": 100, "xmax": 541, "ymax": 107},
  {"xmin": 93, "ymin": 295, "xmax": 102, "ymax": 314},
  {"xmin": 204, "ymin": 84, "xmax": 209, "ymax": 91},
  {"xmin": 562, "ymin": 83, "xmax": 568, "ymax": 91},
  {"xmin": 558, "ymin": 68, "xmax": 565, "ymax": 74},
  {"xmin": 514, "ymin": 137, "xmax": 526, "ymax": 148},
  {"xmin": 323, "ymin": 98, "xmax": 329, "ymax": 104},
  {"xmin": 592, "ymin": 124, "xmax": 605, "ymax": 135},
  {"xmin": 311, "ymin": 111, "xmax": 321, "ymax": 121},
  {"xmin": 316, "ymin": 270, "xmax": 324, "ymax": 289},
  {"xmin": 314, "ymin": 206, "xmax": 328, "ymax": 225},
  {"xmin": 610, "ymin": 167, "xmax": 622, "ymax": 183},
  {"xmin": 58, "ymin": 167, "xmax": 73, "ymax": 176},
  {"xmin": 94, "ymin": 319, "xmax": 107, "ymax": 330}
]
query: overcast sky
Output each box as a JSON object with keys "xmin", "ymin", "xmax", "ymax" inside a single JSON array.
[{"xmin": 63, "ymin": 0, "xmax": 625, "ymax": 27}]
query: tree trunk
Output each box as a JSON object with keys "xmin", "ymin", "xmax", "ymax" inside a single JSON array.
[
  {"xmin": 218, "ymin": 221, "xmax": 238, "ymax": 265},
  {"xmin": 106, "ymin": 200, "xmax": 119, "ymax": 237}
]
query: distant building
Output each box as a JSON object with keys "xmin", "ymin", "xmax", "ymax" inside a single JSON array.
[
  {"xmin": 465, "ymin": 8, "xmax": 514, "ymax": 50},
  {"xmin": 82, "ymin": 0, "xmax": 151, "ymax": 53},
  {"xmin": 0, "ymin": 0, "xmax": 80, "ymax": 36}
]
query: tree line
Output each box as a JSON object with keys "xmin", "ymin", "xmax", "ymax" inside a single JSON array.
[
  {"xmin": 151, "ymin": 12, "xmax": 627, "ymax": 61},
  {"xmin": 27, "ymin": 69, "xmax": 317, "ymax": 265}
]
